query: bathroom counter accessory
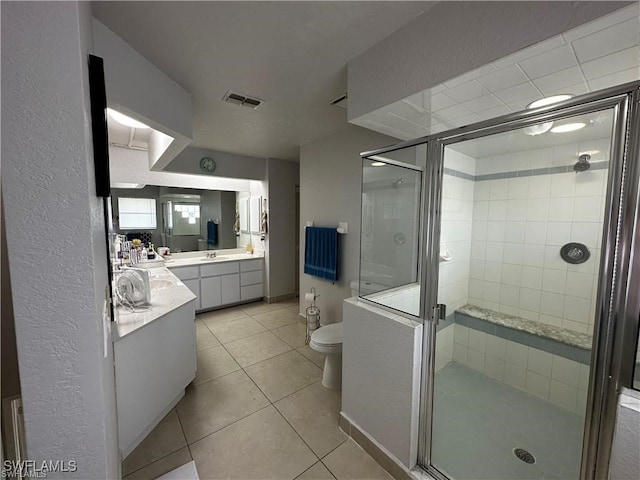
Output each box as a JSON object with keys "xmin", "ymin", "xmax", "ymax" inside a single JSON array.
[{"xmin": 113, "ymin": 267, "xmax": 196, "ymax": 340}]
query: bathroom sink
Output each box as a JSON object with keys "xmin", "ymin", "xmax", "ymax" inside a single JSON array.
[
  {"xmin": 149, "ymin": 279, "xmax": 175, "ymax": 290},
  {"xmin": 200, "ymin": 256, "xmax": 229, "ymax": 262}
]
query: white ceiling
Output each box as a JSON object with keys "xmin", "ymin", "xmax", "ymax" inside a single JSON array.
[
  {"xmin": 92, "ymin": 1, "xmax": 436, "ymax": 161},
  {"xmin": 352, "ymin": 4, "xmax": 639, "ymax": 157}
]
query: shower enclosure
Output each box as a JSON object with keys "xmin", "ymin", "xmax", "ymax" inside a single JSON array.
[{"xmin": 359, "ymin": 82, "xmax": 640, "ymax": 480}]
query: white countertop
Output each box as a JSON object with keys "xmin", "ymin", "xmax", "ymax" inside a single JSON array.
[
  {"xmin": 163, "ymin": 251, "xmax": 264, "ymax": 268},
  {"xmin": 113, "ymin": 267, "xmax": 196, "ymax": 340}
]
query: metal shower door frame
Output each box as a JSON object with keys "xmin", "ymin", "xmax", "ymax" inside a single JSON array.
[{"xmin": 410, "ymin": 82, "xmax": 640, "ymax": 480}]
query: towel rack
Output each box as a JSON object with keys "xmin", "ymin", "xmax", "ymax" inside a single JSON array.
[{"xmin": 305, "ymin": 221, "xmax": 348, "ymax": 234}]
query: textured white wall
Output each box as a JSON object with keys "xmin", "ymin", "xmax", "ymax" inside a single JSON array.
[
  {"xmin": 342, "ymin": 298, "xmax": 423, "ymax": 469},
  {"xmin": 347, "ymin": 1, "xmax": 630, "ymax": 120},
  {"xmin": 299, "ymin": 125, "xmax": 397, "ymax": 322},
  {"xmin": 2, "ymin": 2, "xmax": 119, "ymax": 477},
  {"xmin": 265, "ymin": 158, "xmax": 299, "ymax": 300}
]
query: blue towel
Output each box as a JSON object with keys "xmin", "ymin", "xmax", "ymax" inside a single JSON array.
[
  {"xmin": 207, "ymin": 221, "xmax": 218, "ymax": 246},
  {"xmin": 304, "ymin": 227, "xmax": 339, "ymax": 281}
]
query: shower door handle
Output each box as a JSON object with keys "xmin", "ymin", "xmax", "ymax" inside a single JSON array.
[{"xmin": 433, "ymin": 303, "xmax": 447, "ymax": 325}]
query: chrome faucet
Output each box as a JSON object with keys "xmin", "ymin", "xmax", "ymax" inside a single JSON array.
[{"xmin": 205, "ymin": 251, "xmax": 217, "ymax": 258}]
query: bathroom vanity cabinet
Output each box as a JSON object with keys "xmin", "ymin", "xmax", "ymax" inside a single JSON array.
[{"xmin": 169, "ymin": 257, "xmax": 263, "ymax": 312}]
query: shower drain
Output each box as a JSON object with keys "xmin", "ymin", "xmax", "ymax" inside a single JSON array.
[{"xmin": 513, "ymin": 448, "xmax": 536, "ymax": 464}]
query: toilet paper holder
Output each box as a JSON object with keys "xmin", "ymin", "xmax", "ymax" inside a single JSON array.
[{"xmin": 305, "ymin": 288, "xmax": 320, "ymax": 345}]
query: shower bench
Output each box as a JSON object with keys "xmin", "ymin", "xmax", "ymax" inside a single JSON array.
[{"xmin": 451, "ymin": 304, "xmax": 592, "ymax": 364}]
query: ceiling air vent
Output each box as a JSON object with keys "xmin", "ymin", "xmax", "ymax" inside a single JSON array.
[
  {"xmin": 330, "ymin": 93, "xmax": 348, "ymax": 109},
  {"xmin": 222, "ymin": 90, "xmax": 263, "ymax": 109}
]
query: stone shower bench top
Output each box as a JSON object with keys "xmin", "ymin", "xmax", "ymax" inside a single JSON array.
[
  {"xmin": 457, "ymin": 304, "xmax": 593, "ymax": 350},
  {"xmin": 454, "ymin": 304, "xmax": 593, "ymax": 365}
]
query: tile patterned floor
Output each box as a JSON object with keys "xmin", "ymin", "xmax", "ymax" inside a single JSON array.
[{"xmin": 122, "ymin": 298, "xmax": 393, "ymax": 480}]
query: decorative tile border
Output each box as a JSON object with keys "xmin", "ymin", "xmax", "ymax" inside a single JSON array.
[{"xmin": 444, "ymin": 161, "xmax": 608, "ymax": 182}]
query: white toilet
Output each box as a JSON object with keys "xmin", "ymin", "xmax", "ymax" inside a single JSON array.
[{"xmin": 309, "ymin": 322, "xmax": 343, "ymax": 390}]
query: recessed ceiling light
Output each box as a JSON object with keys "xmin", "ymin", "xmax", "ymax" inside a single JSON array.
[
  {"xmin": 550, "ymin": 122, "xmax": 586, "ymax": 133},
  {"xmin": 527, "ymin": 94, "xmax": 574, "ymax": 109},
  {"xmin": 579, "ymin": 150, "xmax": 600, "ymax": 156},
  {"xmin": 371, "ymin": 162, "xmax": 386, "ymax": 167},
  {"xmin": 523, "ymin": 122, "xmax": 554, "ymax": 136},
  {"xmin": 108, "ymin": 108, "xmax": 150, "ymax": 129}
]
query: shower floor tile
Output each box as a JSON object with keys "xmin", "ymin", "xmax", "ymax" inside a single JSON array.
[{"xmin": 432, "ymin": 362, "xmax": 585, "ymax": 480}]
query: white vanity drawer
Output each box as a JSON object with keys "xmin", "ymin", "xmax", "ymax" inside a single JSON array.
[
  {"xmin": 170, "ymin": 265, "xmax": 199, "ymax": 281},
  {"xmin": 200, "ymin": 262, "xmax": 239, "ymax": 277},
  {"xmin": 240, "ymin": 259, "xmax": 263, "ymax": 273},
  {"xmin": 240, "ymin": 270, "xmax": 263, "ymax": 286},
  {"xmin": 241, "ymin": 283, "xmax": 263, "ymax": 301}
]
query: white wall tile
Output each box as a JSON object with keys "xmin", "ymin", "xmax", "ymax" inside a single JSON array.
[
  {"xmin": 548, "ymin": 197, "xmax": 574, "ymax": 222},
  {"xmin": 550, "ymin": 173, "xmax": 576, "ymax": 198},
  {"xmin": 484, "ymin": 355, "xmax": 505, "ymax": 381},
  {"xmin": 468, "ymin": 329, "xmax": 487, "ymax": 353},
  {"xmin": 518, "ymin": 309, "xmax": 539, "ymax": 322},
  {"xmin": 508, "ymin": 177, "xmax": 529, "ymax": 199},
  {"xmin": 575, "ymin": 170, "xmax": 607, "ymax": 196},
  {"xmin": 526, "ymin": 198, "xmax": 549, "ymax": 222},
  {"xmin": 565, "ymin": 272, "xmax": 595, "ymax": 299},
  {"xmin": 506, "ymin": 199, "xmax": 527, "ymax": 221},
  {"xmin": 546, "ymin": 222, "xmax": 571, "ymax": 246},
  {"xmin": 521, "ymin": 245, "xmax": 545, "ymax": 267},
  {"xmin": 467, "ymin": 349, "xmax": 485, "ymax": 372},
  {"xmin": 521, "ymin": 266, "xmax": 543, "ymax": 290},
  {"xmin": 528, "ymin": 175, "xmax": 552, "ymax": 199},
  {"xmin": 473, "ymin": 201, "xmax": 489, "ymax": 220},
  {"xmin": 519, "ymin": 288, "xmax": 542, "ymax": 312},
  {"xmin": 543, "ymin": 245, "xmax": 568, "ymax": 271},
  {"xmin": 504, "ymin": 222, "xmax": 526, "ymax": 243},
  {"xmin": 483, "ymin": 282, "xmax": 500, "ymax": 304},
  {"xmin": 528, "ymin": 349, "xmax": 553, "ymax": 376},
  {"xmin": 485, "ymin": 242, "xmax": 504, "ymax": 263},
  {"xmin": 506, "ymin": 341, "xmax": 528, "ymax": 367},
  {"xmin": 503, "ymin": 243, "xmax": 524, "ymax": 265},
  {"xmin": 562, "ymin": 319, "xmax": 589, "ymax": 334},
  {"xmin": 474, "ymin": 181, "xmax": 491, "ymax": 200},
  {"xmin": 504, "ymin": 363, "xmax": 527, "ymax": 390},
  {"xmin": 572, "ymin": 196, "xmax": 603, "ymax": 222},
  {"xmin": 484, "ymin": 261, "xmax": 502, "ymax": 283},
  {"xmin": 563, "ymin": 296, "xmax": 591, "ymax": 323},
  {"xmin": 578, "ymin": 364, "xmax": 591, "ymax": 391},
  {"xmin": 486, "ymin": 221, "xmax": 506, "ymax": 242},
  {"xmin": 519, "ymin": 45, "xmax": 577, "ymax": 79},
  {"xmin": 526, "ymin": 370, "xmax": 551, "ymax": 400},
  {"xmin": 453, "ymin": 344, "xmax": 468, "ymax": 365},
  {"xmin": 490, "ymin": 179, "xmax": 509, "ymax": 200},
  {"xmin": 486, "ymin": 335, "xmax": 507, "ymax": 359},
  {"xmin": 540, "ymin": 291, "xmax": 565, "ymax": 317},
  {"xmin": 501, "ymin": 264, "xmax": 522, "ymax": 286},
  {"xmin": 549, "ymin": 380, "xmax": 578, "ymax": 411},
  {"xmin": 542, "ymin": 269, "xmax": 567, "ymax": 293},
  {"xmin": 488, "ymin": 200, "xmax": 507, "ymax": 220},
  {"xmin": 571, "ymin": 222, "xmax": 601, "ymax": 248},
  {"xmin": 524, "ymin": 222, "xmax": 547, "ymax": 244},
  {"xmin": 551, "ymin": 356, "xmax": 581, "ymax": 387},
  {"xmin": 500, "ymin": 284, "xmax": 520, "ymax": 307}
]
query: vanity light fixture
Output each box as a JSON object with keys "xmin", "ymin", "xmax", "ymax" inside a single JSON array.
[
  {"xmin": 551, "ymin": 122, "xmax": 586, "ymax": 133},
  {"xmin": 371, "ymin": 162, "xmax": 386, "ymax": 167},
  {"xmin": 523, "ymin": 94, "xmax": 574, "ymax": 136},
  {"xmin": 108, "ymin": 108, "xmax": 150, "ymax": 129}
]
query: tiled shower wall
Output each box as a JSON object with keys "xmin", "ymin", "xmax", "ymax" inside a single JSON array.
[{"xmin": 467, "ymin": 138, "xmax": 610, "ymax": 335}]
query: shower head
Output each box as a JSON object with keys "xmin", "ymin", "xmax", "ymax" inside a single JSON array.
[{"xmin": 573, "ymin": 154, "xmax": 591, "ymax": 172}]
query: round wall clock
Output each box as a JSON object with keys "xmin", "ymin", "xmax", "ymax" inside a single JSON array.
[{"xmin": 199, "ymin": 156, "xmax": 217, "ymax": 174}]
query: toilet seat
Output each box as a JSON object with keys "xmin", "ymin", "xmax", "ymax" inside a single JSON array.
[{"xmin": 310, "ymin": 322, "xmax": 343, "ymax": 354}]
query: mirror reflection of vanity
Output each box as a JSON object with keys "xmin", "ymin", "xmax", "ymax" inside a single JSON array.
[{"xmin": 111, "ymin": 186, "xmax": 258, "ymax": 252}]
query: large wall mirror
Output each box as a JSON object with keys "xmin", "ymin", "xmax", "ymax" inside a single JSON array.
[{"xmin": 111, "ymin": 186, "xmax": 253, "ymax": 253}]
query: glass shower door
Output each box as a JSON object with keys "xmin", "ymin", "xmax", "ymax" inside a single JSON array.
[{"xmin": 426, "ymin": 104, "xmax": 622, "ymax": 480}]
